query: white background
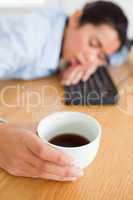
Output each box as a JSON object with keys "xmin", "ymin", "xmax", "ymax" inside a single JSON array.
[
  {"xmin": 0, "ymin": 0, "xmax": 45, "ymax": 6},
  {"xmin": 44, "ymin": 0, "xmax": 133, "ymax": 38},
  {"xmin": 0, "ymin": 0, "xmax": 132, "ymax": 38}
]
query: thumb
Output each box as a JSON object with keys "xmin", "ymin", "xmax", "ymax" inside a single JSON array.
[{"xmin": 24, "ymin": 133, "xmax": 74, "ymax": 166}]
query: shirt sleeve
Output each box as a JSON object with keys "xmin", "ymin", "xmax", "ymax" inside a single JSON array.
[{"xmin": 0, "ymin": 11, "xmax": 51, "ymax": 80}]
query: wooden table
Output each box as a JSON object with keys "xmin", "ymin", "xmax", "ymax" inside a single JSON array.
[{"xmin": 0, "ymin": 64, "xmax": 133, "ymax": 200}]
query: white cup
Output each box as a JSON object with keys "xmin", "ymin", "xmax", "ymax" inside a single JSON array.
[{"xmin": 37, "ymin": 111, "xmax": 102, "ymax": 168}]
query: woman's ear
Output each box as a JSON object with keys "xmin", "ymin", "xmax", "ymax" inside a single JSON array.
[{"xmin": 69, "ymin": 10, "xmax": 82, "ymax": 28}]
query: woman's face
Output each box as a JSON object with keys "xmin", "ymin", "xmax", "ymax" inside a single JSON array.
[{"xmin": 62, "ymin": 11, "xmax": 121, "ymax": 67}]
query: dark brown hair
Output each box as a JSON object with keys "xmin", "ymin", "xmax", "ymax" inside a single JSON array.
[{"xmin": 79, "ymin": 1, "xmax": 128, "ymax": 50}]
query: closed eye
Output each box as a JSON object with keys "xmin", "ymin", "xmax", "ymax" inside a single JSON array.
[{"xmin": 89, "ymin": 37, "xmax": 101, "ymax": 48}]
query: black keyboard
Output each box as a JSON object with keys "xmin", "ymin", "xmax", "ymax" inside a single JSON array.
[{"xmin": 64, "ymin": 66, "xmax": 118, "ymax": 105}]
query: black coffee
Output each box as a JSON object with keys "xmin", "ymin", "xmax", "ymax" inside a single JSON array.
[{"xmin": 49, "ymin": 133, "xmax": 90, "ymax": 147}]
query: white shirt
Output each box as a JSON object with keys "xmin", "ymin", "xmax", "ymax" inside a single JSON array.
[{"xmin": 0, "ymin": 8, "xmax": 67, "ymax": 80}]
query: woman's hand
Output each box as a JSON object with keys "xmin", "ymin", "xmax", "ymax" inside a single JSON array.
[
  {"xmin": 61, "ymin": 53, "xmax": 106, "ymax": 86},
  {"xmin": 0, "ymin": 124, "xmax": 83, "ymax": 181}
]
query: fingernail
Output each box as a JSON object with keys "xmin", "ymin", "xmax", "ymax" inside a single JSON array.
[
  {"xmin": 72, "ymin": 82, "xmax": 77, "ymax": 85},
  {"xmin": 63, "ymin": 81, "xmax": 69, "ymax": 86},
  {"xmin": 70, "ymin": 177, "xmax": 77, "ymax": 181},
  {"xmin": 82, "ymin": 77, "xmax": 86, "ymax": 82},
  {"xmin": 72, "ymin": 168, "xmax": 84, "ymax": 177},
  {"xmin": 66, "ymin": 82, "xmax": 71, "ymax": 86},
  {"xmin": 65, "ymin": 177, "xmax": 77, "ymax": 182},
  {"xmin": 84, "ymin": 76, "xmax": 89, "ymax": 81}
]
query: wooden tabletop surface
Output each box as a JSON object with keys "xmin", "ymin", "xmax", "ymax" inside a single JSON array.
[{"xmin": 0, "ymin": 64, "xmax": 133, "ymax": 200}]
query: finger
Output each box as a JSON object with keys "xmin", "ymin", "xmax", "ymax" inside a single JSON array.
[
  {"xmin": 71, "ymin": 69, "xmax": 84, "ymax": 85},
  {"xmin": 24, "ymin": 134, "xmax": 75, "ymax": 166},
  {"xmin": 40, "ymin": 161, "xmax": 83, "ymax": 177},
  {"xmin": 27, "ymin": 151, "xmax": 83, "ymax": 177},
  {"xmin": 16, "ymin": 152, "xmax": 81, "ymax": 181},
  {"xmin": 82, "ymin": 66, "xmax": 96, "ymax": 82},
  {"xmin": 38, "ymin": 172, "xmax": 78, "ymax": 181},
  {"xmin": 76, "ymin": 53, "xmax": 87, "ymax": 67},
  {"xmin": 8, "ymin": 162, "xmax": 78, "ymax": 181},
  {"xmin": 61, "ymin": 67, "xmax": 81, "ymax": 86},
  {"xmin": 6, "ymin": 161, "xmax": 40, "ymax": 178},
  {"xmin": 7, "ymin": 149, "xmax": 79, "ymax": 179},
  {"xmin": 23, "ymin": 153, "xmax": 82, "ymax": 180},
  {"xmin": 66, "ymin": 67, "xmax": 82, "ymax": 85},
  {"xmin": 61, "ymin": 66, "xmax": 73, "ymax": 80},
  {"xmin": 6, "ymin": 160, "xmax": 76, "ymax": 181},
  {"xmin": 61, "ymin": 66, "xmax": 75, "ymax": 85}
]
